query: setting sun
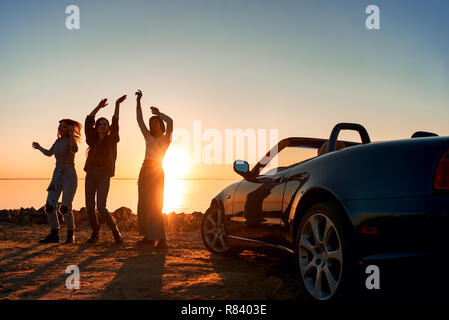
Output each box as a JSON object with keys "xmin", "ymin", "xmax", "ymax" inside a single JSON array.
[{"xmin": 162, "ymin": 147, "xmax": 191, "ymax": 213}]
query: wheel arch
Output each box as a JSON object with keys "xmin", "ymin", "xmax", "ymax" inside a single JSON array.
[
  {"xmin": 292, "ymin": 187, "xmax": 353, "ymax": 249},
  {"xmin": 209, "ymin": 198, "xmax": 222, "ymax": 211},
  {"xmin": 208, "ymin": 198, "xmax": 226, "ymax": 222}
]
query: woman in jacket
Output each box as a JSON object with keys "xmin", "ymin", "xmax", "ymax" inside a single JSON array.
[{"xmin": 84, "ymin": 95, "xmax": 126, "ymax": 244}]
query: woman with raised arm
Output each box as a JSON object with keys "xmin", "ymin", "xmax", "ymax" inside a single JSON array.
[
  {"xmin": 84, "ymin": 95, "xmax": 126, "ymax": 244},
  {"xmin": 135, "ymin": 89, "xmax": 173, "ymax": 249},
  {"xmin": 32, "ymin": 119, "xmax": 82, "ymax": 243}
]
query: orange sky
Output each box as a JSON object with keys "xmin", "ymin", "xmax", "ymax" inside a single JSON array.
[{"xmin": 1, "ymin": 1, "xmax": 448, "ymax": 180}]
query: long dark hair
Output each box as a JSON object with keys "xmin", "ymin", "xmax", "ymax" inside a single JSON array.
[
  {"xmin": 85, "ymin": 117, "xmax": 110, "ymax": 156},
  {"xmin": 149, "ymin": 116, "xmax": 165, "ymax": 137},
  {"xmin": 95, "ymin": 117, "xmax": 110, "ymax": 133},
  {"xmin": 58, "ymin": 119, "xmax": 82, "ymax": 143}
]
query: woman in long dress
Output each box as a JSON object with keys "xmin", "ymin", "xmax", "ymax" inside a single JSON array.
[{"xmin": 135, "ymin": 89, "xmax": 173, "ymax": 248}]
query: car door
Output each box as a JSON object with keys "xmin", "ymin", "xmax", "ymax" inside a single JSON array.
[{"xmin": 227, "ymin": 167, "xmax": 292, "ymax": 244}]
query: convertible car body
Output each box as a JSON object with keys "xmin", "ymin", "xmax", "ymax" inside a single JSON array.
[{"xmin": 200, "ymin": 123, "xmax": 449, "ymax": 300}]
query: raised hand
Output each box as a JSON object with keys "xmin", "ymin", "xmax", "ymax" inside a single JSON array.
[
  {"xmin": 150, "ymin": 106, "xmax": 160, "ymax": 115},
  {"xmin": 135, "ymin": 90, "xmax": 143, "ymax": 101},
  {"xmin": 32, "ymin": 142, "xmax": 41, "ymax": 149},
  {"xmin": 97, "ymin": 98, "xmax": 108, "ymax": 108},
  {"xmin": 116, "ymin": 95, "xmax": 127, "ymax": 104}
]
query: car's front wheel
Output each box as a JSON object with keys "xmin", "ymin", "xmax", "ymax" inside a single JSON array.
[
  {"xmin": 201, "ymin": 205, "xmax": 236, "ymax": 255},
  {"xmin": 296, "ymin": 202, "xmax": 354, "ymax": 300}
]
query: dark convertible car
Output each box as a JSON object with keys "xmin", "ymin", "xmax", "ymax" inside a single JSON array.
[{"xmin": 200, "ymin": 123, "xmax": 449, "ymax": 300}]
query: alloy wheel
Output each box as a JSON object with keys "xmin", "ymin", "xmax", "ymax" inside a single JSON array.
[
  {"xmin": 298, "ymin": 213, "xmax": 343, "ymax": 300},
  {"xmin": 202, "ymin": 208, "xmax": 230, "ymax": 253}
]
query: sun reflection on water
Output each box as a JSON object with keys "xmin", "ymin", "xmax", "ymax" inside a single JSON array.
[{"xmin": 162, "ymin": 147, "xmax": 190, "ymax": 213}]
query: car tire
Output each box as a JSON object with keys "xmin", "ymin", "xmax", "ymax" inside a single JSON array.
[
  {"xmin": 295, "ymin": 201, "xmax": 355, "ymax": 300},
  {"xmin": 201, "ymin": 205, "xmax": 240, "ymax": 255}
]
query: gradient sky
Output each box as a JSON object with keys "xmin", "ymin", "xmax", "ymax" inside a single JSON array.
[{"xmin": 0, "ymin": 0, "xmax": 448, "ymax": 179}]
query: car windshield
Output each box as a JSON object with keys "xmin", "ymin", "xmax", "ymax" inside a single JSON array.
[{"xmin": 258, "ymin": 146, "xmax": 318, "ymax": 176}]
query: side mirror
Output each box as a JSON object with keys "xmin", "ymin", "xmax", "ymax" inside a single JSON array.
[{"xmin": 233, "ymin": 160, "xmax": 250, "ymax": 177}]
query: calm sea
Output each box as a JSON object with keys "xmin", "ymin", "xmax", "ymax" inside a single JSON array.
[{"xmin": 0, "ymin": 179, "xmax": 239, "ymax": 214}]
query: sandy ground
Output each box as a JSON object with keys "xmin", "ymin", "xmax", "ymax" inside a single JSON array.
[
  {"xmin": 2, "ymin": 222, "xmax": 447, "ymax": 300},
  {"xmin": 0, "ymin": 223, "xmax": 304, "ymax": 300}
]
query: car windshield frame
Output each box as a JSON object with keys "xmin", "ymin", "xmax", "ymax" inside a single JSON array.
[{"xmin": 251, "ymin": 137, "xmax": 360, "ymax": 177}]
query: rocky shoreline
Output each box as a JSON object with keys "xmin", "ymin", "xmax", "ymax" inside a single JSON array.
[{"xmin": 0, "ymin": 206, "xmax": 204, "ymax": 232}]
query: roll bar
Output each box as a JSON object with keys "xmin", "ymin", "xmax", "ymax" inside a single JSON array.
[{"xmin": 326, "ymin": 123, "xmax": 371, "ymax": 154}]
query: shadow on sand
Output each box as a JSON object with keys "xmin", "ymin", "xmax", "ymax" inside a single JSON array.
[
  {"xmin": 208, "ymin": 247, "xmax": 304, "ymax": 299},
  {"xmin": 101, "ymin": 244, "xmax": 166, "ymax": 299},
  {"xmin": 16, "ymin": 244, "xmax": 119, "ymax": 299},
  {"xmin": 0, "ymin": 244, "xmax": 90, "ymax": 298},
  {"xmin": 209, "ymin": 246, "xmax": 449, "ymax": 300}
]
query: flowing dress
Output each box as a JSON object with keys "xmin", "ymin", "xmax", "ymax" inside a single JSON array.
[{"xmin": 136, "ymin": 106, "xmax": 173, "ymax": 240}]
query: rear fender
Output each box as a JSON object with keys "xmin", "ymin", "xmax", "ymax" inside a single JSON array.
[{"xmin": 288, "ymin": 187, "xmax": 353, "ymax": 249}]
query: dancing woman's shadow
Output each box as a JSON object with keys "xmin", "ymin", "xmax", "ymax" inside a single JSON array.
[
  {"xmin": 1, "ymin": 243, "xmax": 41, "ymax": 261},
  {"xmin": 101, "ymin": 244, "xmax": 166, "ymax": 299},
  {"xmin": 0, "ymin": 244, "xmax": 89, "ymax": 299},
  {"xmin": 17, "ymin": 244, "xmax": 118, "ymax": 299},
  {"xmin": 0, "ymin": 244, "xmax": 61, "ymax": 271}
]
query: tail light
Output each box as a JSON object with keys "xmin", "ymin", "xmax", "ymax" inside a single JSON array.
[
  {"xmin": 360, "ymin": 226, "xmax": 378, "ymax": 235},
  {"xmin": 434, "ymin": 150, "xmax": 449, "ymax": 190}
]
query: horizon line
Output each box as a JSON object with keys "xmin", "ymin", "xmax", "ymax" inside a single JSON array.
[{"xmin": 0, "ymin": 177, "xmax": 239, "ymax": 181}]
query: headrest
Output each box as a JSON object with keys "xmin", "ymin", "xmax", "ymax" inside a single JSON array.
[{"xmin": 318, "ymin": 140, "xmax": 346, "ymax": 156}]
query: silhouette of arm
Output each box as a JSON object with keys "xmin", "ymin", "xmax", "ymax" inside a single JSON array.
[
  {"xmin": 114, "ymin": 95, "xmax": 126, "ymax": 118},
  {"xmin": 38, "ymin": 141, "xmax": 56, "ymax": 157},
  {"xmin": 159, "ymin": 112, "xmax": 173, "ymax": 141},
  {"xmin": 110, "ymin": 116, "xmax": 120, "ymax": 143},
  {"xmin": 85, "ymin": 99, "xmax": 108, "ymax": 146},
  {"xmin": 110, "ymin": 95, "xmax": 126, "ymax": 143},
  {"xmin": 136, "ymin": 94, "xmax": 150, "ymax": 138},
  {"xmin": 89, "ymin": 100, "xmax": 106, "ymax": 117},
  {"xmin": 150, "ymin": 106, "xmax": 173, "ymax": 141}
]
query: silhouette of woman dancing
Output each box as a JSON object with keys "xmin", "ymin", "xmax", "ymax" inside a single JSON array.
[
  {"xmin": 32, "ymin": 119, "xmax": 82, "ymax": 243},
  {"xmin": 84, "ymin": 95, "xmax": 126, "ymax": 244},
  {"xmin": 135, "ymin": 90, "xmax": 173, "ymax": 248}
]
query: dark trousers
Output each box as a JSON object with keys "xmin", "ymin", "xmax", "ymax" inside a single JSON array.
[{"xmin": 85, "ymin": 166, "xmax": 119, "ymax": 235}]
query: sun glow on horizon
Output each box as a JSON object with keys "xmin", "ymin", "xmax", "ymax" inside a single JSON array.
[{"xmin": 162, "ymin": 147, "xmax": 190, "ymax": 213}]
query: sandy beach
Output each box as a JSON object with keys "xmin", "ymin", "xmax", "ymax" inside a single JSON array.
[
  {"xmin": 1, "ymin": 207, "xmax": 447, "ymax": 300},
  {"xmin": 0, "ymin": 222, "xmax": 304, "ymax": 300}
]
